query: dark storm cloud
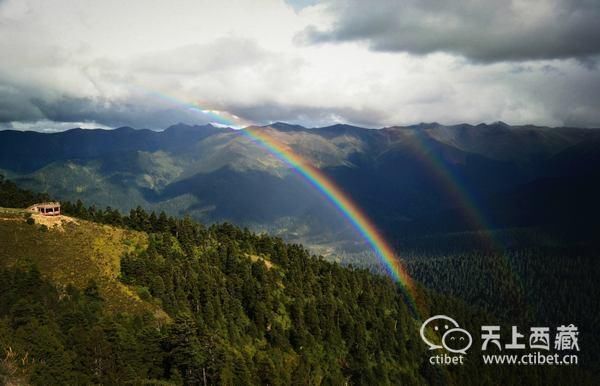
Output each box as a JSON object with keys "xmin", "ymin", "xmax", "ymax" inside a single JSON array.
[
  {"xmin": 298, "ymin": 0, "xmax": 600, "ymax": 63},
  {"xmin": 0, "ymin": 87, "xmax": 220, "ymax": 130},
  {"xmin": 0, "ymin": 84, "xmax": 44, "ymax": 122}
]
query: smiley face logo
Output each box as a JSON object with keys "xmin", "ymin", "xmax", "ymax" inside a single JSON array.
[
  {"xmin": 442, "ymin": 327, "xmax": 472, "ymax": 354},
  {"xmin": 420, "ymin": 315, "xmax": 472, "ymax": 354},
  {"xmin": 420, "ymin": 315, "xmax": 460, "ymax": 350}
]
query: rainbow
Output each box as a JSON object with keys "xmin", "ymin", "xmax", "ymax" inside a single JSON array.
[
  {"xmin": 406, "ymin": 130, "xmax": 529, "ymax": 301},
  {"xmin": 138, "ymin": 88, "xmax": 498, "ymax": 253},
  {"xmin": 137, "ymin": 88, "xmax": 424, "ymax": 313},
  {"xmin": 407, "ymin": 131, "xmax": 502, "ymax": 252},
  {"xmin": 130, "ymin": 85, "xmax": 250, "ymax": 128},
  {"xmin": 241, "ymin": 127, "xmax": 415, "ymax": 285},
  {"xmin": 240, "ymin": 127, "xmax": 423, "ymax": 315}
]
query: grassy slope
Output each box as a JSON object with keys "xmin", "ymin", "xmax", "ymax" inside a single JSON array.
[{"xmin": 0, "ymin": 208, "xmax": 169, "ymax": 323}]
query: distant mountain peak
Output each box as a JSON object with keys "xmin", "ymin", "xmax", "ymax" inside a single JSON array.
[
  {"xmin": 383, "ymin": 122, "xmax": 441, "ymax": 130},
  {"xmin": 472, "ymin": 121, "xmax": 511, "ymax": 129},
  {"xmin": 266, "ymin": 122, "xmax": 307, "ymax": 131},
  {"xmin": 321, "ymin": 123, "xmax": 364, "ymax": 130}
]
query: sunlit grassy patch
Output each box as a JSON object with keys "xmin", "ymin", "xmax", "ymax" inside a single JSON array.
[{"xmin": 0, "ymin": 213, "xmax": 170, "ymax": 323}]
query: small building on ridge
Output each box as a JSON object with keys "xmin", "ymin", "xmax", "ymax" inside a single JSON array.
[{"xmin": 27, "ymin": 202, "xmax": 61, "ymax": 216}]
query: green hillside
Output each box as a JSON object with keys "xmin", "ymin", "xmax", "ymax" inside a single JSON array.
[
  {"xmin": 0, "ymin": 209, "xmax": 168, "ymax": 320},
  {"xmin": 0, "ymin": 179, "xmax": 596, "ymax": 385},
  {"xmin": 0, "ymin": 207, "xmax": 426, "ymax": 385}
]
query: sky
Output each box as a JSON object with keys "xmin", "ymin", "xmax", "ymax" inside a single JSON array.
[{"xmin": 0, "ymin": 0, "xmax": 599, "ymax": 131}]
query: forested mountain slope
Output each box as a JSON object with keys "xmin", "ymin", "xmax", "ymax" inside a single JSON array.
[{"xmin": 0, "ymin": 179, "xmax": 596, "ymax": 385}]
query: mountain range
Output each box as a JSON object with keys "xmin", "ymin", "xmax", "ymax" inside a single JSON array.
[{"xmin": 1, "ymin": 121, "xmax": 599, "ymax": 261}]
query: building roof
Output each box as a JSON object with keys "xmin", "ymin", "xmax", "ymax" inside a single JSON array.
[{"xmin": 28, "ymin": 202, "xmax": 61, "ymax": 209}]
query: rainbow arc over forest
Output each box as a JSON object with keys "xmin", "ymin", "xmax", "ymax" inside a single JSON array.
[
  {"xmin": 140, "ymin": 89, "xmax": 424, "ymax": 314},
  {"xmin": 242, "ymin": 128, "xmax": 423, "ymax": 315},
  {"xmin": 241, "ymin": 128, "xmax": 415, "ymax": 285},
  {"xmin": 140, "ymin": 89, "xmax": 524, "ymax": 318}
]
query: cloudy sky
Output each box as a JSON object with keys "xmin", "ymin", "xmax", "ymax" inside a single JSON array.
[{"xmin": 1, "ymin": 0, "xmax": 599, "ymax": 131}]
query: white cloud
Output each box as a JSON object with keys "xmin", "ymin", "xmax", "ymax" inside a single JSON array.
[{"xmin": 0, "ymin": 119, "xmax": 112, "ymax": 132}]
